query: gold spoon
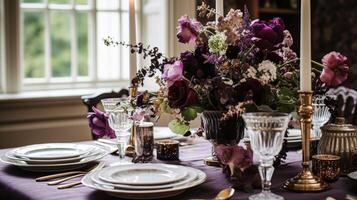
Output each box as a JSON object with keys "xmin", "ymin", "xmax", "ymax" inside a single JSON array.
[{"xmin": 213, "ymin": 188, "xmax": 235, "ymax": 200}]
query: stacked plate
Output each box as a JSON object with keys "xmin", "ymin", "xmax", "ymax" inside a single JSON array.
[
  {"xmin": 0, "ymin": 143, "xmax": 108, "ymax": 172},
  {"xmin": 286, "ymin": 129, "xmax": 302, "ymax": 149},
  {"xmin": 82, "ymin": 163, "xmax": 207, "ymax": 199}
]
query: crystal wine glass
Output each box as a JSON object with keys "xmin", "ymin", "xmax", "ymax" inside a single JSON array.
[
  {"xmin": 107, "ymin": 99, "xmax": 133, "ymax": 165},
  {"xmin": 312, "ymin": 96, "xmax": 331, "ymax": 138},
  {"xmin": 243, "ymin": 112, "xmax": 291, "ymax": 200}
]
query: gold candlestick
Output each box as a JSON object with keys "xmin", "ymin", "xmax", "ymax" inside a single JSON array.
[
  {"xmin": 125, "ymin": 86, "xmax": 138, "ymax": 157},
  {"xmin": 283, "ymin": 91, "xmax": 329, "ymax": 191}
]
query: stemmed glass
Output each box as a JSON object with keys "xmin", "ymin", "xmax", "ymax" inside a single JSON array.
[
  {"xmin": 312, "ymin": 96, "xmax": 331, "ymax": 138},
  {"xmin": 104, "ymin": 98, "xmax": 133, "ymax": 165},
  {"xmin": 243, "ymin": 112, "xmax": 291, "ymax": 200}
]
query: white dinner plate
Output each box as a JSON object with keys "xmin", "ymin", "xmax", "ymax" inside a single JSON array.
[
  {"xmin": 347, "ymin": 171, "xmax": 357, "ymax": 181},
  {"xmin": 287, "ymin": 129, "xmax": 302, "ymax": 137},
  {"xmin": 5, "ymin": 148, "xmax": 97, "ymax": 164},
  {"xmin": 98, "ymin": 164, "xmax": 188, "ymax": 185},
  {"xmin": 0, "ymin": 146, "xmax": 108, "ymax": 172},
  {"xmin": 82, "ymin": 167, "xmax": 206, "ymax": 199},
  {"xmin": 154, "ymin": 127, "xmax": 179, "ymax": 140},
  {"xmin": 13, "ymin": 143, "xmax": 91, "ymax": 160},
  {"xmin": 91, "ymin": 166, "xmax": 197, "ymax": 190}
]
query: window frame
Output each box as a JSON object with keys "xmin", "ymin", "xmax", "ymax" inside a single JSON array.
[{"xmin": 19, "ymin": 0, "xmax": 133, "ymax": 91}]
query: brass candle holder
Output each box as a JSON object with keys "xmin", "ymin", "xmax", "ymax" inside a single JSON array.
[
  {"xmin": 283, "ymin": 91, "xmax": 329, "ymax": 192},
  {"xmin": 125, "ymin": 86, "xmax": 138, "ymax": 157}
]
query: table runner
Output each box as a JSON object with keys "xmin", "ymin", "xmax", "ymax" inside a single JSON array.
[{"xmin": 0, "ymin": 139, "xmax": 356, "ymax": 200}]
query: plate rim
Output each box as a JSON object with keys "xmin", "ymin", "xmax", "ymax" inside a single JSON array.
[
  {"xmin": 98, "ymin": 163, "xmax": 188, "ymax": 185},
  {"xmin": 13, "ymin": 143, "xmax": 92, "ymax": 160},
  {"xmin": 82, "ymin": 166, "xmax": 206, "ymax": 194},
  {"xmin": 91, "ymin": 166, "xmax": 198, "ymax": 190}
]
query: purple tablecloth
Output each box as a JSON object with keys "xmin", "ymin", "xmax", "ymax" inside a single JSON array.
[{"xmin": 0, "ymin": 139, "xmax": 356, "ymax": 200}]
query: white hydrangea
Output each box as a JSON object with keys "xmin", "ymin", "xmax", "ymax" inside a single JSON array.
[
  {"xmin": 257, "ymin": 60, "xmax": 277, "ymax": 85},
  {"xmin": 245, "ymin": 66, "xmax": 257, "ymax": 79}
]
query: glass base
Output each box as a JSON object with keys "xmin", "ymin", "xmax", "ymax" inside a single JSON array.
[{"xmin": 249, "ymin": 191, "xmax": 284, "ymax": 200}]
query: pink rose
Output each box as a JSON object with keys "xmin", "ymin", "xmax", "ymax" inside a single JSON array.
[
  {"xmin": 320, "ymin": 51, "xmax": 349, "ymax": 87},
  {"xmin": 216, "ymin": 144, "xmax": 253, "ymax": 173},
  {"xmin": 87, "ymin": 107, "xmax": 115, "ymax": 139},
  {"xmin": 162, "ymin": 60, "xmax": 183, "ymax": 84},
  {"xmin": 176, "ymin": 15, "xmax": 201, "ymax": 44}
]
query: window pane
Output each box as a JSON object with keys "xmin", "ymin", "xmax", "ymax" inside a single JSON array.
[
  {"xmin": 77, "ymin": 12, "xmax": 88, "ymax": 76},
  {"xmin": 120, "ymin": 11, "xmax": 129, "ymax": 79},
  {"xmin": 120, "ymin": 0, "xmax": 128, "ymax": 10},
  {"xmin": 21, "ymin": 0, "xmax": 43, "ymax": 3},
  {"xmin": 50, "ymin": 11, "xmax": 71, "ymax": 77},
  {"xmin": 97, "ymin": 0, "xmax": 119, "ymax": 10},
  {"xmin": 23, "ymin": 11, "xmax": 45, "ymax": 78},
  {"xmin": 49, "ymin": 0, "xmax": 70, "ymax": 4},
  {"xmin": 97, "ymin": 12, "xmax": 120, "ymax": 80},
  {"xmin": 76, "ymin": 0, "xmax": 87, "ymax": 5}
]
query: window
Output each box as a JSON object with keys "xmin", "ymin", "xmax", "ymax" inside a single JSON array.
[{"xmin": 20, "ymin": 0, "xmax": 131, "ymax": 90}]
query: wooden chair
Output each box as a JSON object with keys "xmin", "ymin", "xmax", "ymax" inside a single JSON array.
[
  {"xmin": 81, "ymin": 89, "xmax": 129, "ymax": 112},
  {"xmin": 327, "ymin": 86, "xmax": 357, "ymax": 125}
]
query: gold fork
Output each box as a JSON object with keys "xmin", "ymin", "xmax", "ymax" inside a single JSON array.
[
  {"xmin": 36, "ymin": 163, "xmax": 99, "ymax": 182},
  {"xmin": 57, "ymin": 162, "xmax": 105, "ymax": 189}
]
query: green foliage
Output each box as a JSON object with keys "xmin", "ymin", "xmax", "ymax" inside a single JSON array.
[
  {"xmin": 276, "ymin": 87, "xmax": 298, "ymax": 113},
  {"xmin": 168, "ymin": 119, "xmax": 189, "ymax": 135},
  {"xmin": 181, "ymin": 106, "xmax": 204, "ymax": 121}
]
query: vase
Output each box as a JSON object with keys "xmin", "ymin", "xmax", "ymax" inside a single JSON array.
[
  {"xmin": 317, "ymin": 117, "xmax": 357, "ymax": 175},
  {"xmin": 201, "ymin": 111, "xmax": 245, "ymax": 166}
]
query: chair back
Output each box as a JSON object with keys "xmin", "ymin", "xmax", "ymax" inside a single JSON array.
[{"xmin": 327, "ymin": 86, "xmax": 357, "ymax": 125}]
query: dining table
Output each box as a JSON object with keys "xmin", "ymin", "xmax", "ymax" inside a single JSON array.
[{"xmin": 0, "ymin": 138, "xmax": 356, "ymax": 200}]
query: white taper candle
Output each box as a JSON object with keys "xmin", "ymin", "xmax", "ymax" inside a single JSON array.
[
  {"xmin": 300, "ymin": 0, "xmax": 312, "ymax": 91},
  {"xmin": 215, "ymin": 0, "xmax": 224, "ymax": 22},
  {"xmin": 129, "ymin": 0, "xmax": 137, "ymax": 80}
]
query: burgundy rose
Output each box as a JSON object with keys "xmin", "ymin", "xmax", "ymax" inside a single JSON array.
[
  {"xmin": 168, "ymin": 80, "xmax": 197, "ymax": 109},
  {"xmin": 176, "ymin": 15, "xmax": 202, "ymax": 44},
  {"xmin": 320, "ymin": 51, "xmax": 349, "ymax": 86},
  {"xmin": 87, "ymin": 107, "xmax": 115, "ymax": 139},
  {"xmin": 250, "ymin": 17, "xmax": 285, "ymax": 50},
  {"xmin": 236, "ymin": 79, "xmax": 265, "ymax": 105}
]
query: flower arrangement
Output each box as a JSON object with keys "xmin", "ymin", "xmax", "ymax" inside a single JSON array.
[{"xmin": 103, "ymin": 3, "xmax": 350, "ymax": 135}]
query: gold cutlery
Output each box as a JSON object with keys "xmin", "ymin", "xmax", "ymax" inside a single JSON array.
[
  {"xmin": 36, "ymin": 163, "xmax": 100, "ymax": 182},
  {"xmin": 47, "ymin": 173, "xmax": 85, "ymax": 185},
  {"xmin": 57, "ymin": 162, "xmax": 105, "ymax": 189},
  {"xmin": 346, "ymin": 194, "xmax": 357, "ymax": 200}
]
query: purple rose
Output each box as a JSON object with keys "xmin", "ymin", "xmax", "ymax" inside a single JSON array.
[
  {"xmin": 251, "ymin": 17, "xmax": 285, "ymax": 50},
  {"xmin": 168, "ymin": 80, "xmax": 197, "ymax": 109},
  {"xmin": 87, "ymin": 107, "xmax": 115, "ymax": 139},
  {"xmin": 320, "ymin": 51, "xmax": 349, "ymax": 86},
  {"xmin": 216, "ymin": 144, "xmax": 253, "ymax": 172},
  {"xmin": 162, "ymin": 60, "xmax": 183, "ymax": 84},
  {"xmin": 176, "ymin": 15, "xmax": 201, "ymax": 44}
]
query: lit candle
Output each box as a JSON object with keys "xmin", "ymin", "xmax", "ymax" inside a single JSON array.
[
  {"xmin": 300, "ymin": 0, "xmax": 311, "ymax": 91},
  {"xmin": 215, "ymin": 0, "xmax": 224, "ymax": 22},
  {"xmin": 129, "ymin": 0, "xmax": 137, "ymax": 80}
]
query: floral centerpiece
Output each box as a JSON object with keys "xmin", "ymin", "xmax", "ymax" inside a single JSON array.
[{"xmin": 103, "ymin": 3, "xmax": 349, "ymax": 137}]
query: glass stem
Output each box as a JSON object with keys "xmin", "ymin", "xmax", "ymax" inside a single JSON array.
[
  {"xmin": 116, "ymin": 131, "xmax": 127, "ymax": 160},
  {"xmin": 259, "ymin": 159, "xmax": 274, "ymax": 193}
]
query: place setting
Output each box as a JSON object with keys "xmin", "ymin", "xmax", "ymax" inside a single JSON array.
[{"xmin": 0, "ymin": 143, "xmax": 108, "ymax": 172}]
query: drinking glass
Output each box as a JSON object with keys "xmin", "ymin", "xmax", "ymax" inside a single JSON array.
[
  {"xmin": 312, "ymin": 96, "xmax": 331, "ymax": 138},
  {"xmin": 101, "ymin": 98, "xmax": 122, "ymax": 113},
  {"xmin": 243, "ymin": 112, "xmax": 291, "ymax": 200},
  {"xmin": 107, "ymin": 99, "xmax": 133, "ymax": 165}
]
